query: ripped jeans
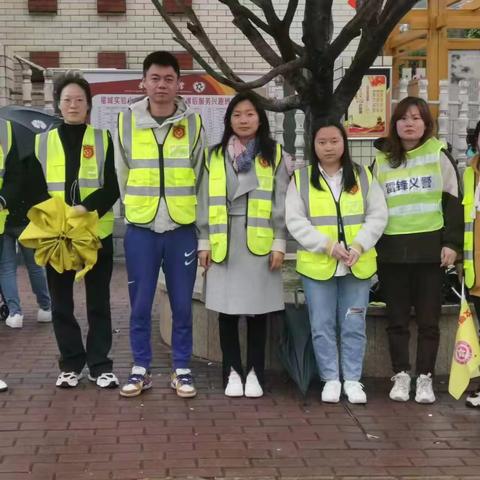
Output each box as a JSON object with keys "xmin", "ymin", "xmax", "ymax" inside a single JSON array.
[{"xmin": 301, "ymin": 274, "xmax": 370, "ymax": 382}]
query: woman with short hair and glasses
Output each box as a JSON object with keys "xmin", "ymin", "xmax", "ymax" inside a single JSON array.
[{"xmin": 23, "ymin": 71, "xmax": 120, "ymax": 389}]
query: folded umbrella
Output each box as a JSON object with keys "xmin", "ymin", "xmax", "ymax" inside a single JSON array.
[
  {"xmin": 278, "ymin": 288, "xmax": 318, "ymax": 396},
  {"xmin": 19, "ymin": 197, "xmax": 101, "ymax": 280}
]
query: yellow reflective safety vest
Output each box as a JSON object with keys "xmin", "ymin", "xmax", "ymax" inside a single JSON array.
[
  {"xmin": 463, "ymin": 165, "xmax": 477, "ymax": 288},
  {"xmin": 294, "ymin": 164, "xmax": 377, "ymax": 281},
  {"xmin": 118, "ymin": 109, "xmax": 202, "ymax": 225},
  {"xmin": 208, "ymin": 144, "xmax": 282, "ymax": 263},
  {"xmin": 35, "ymin": 126, "xmax": 114, "ymax": 239},
  {"xmin": 0, "ymin": 119, "xmax": 12, "ymax": 234},
  {"xmin": 375, "ymin": 137, "xmax": 444, "ymax": 235}
]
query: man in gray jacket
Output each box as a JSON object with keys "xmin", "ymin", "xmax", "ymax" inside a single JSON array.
[{"xmin": 115, "ymin": 51, "xmax": 206, "ymax": 398}]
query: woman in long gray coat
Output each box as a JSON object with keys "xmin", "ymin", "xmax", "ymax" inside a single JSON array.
[{"xmin": 198, "ymin": 92, "xmax": 290, "ymax": 398}]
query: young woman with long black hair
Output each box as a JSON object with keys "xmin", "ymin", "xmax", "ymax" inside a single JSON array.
[
  {"xmin": 286, "ymin": 120, "xmax": 387, "ymax": 404},
  {"xmin": 197, "ymin": 92, "xmax": 291, "ymax": 398}
]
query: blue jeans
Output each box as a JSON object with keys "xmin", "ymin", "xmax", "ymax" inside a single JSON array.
[
  {"xmin": 124, "ymin": 224, "xmax": 197, "ymax": 370},
  {"xmin": 0, "ymin": 225, "xmax": 51, "ymax": 315},
  {"xmin": 301, "ymin": 274, "xmax": 370, "ymax": 382}
]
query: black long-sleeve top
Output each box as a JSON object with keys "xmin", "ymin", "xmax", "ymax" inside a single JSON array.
[
  {"xmin": 22, "ymin": 123, "xmax": 119, "ymax": 219},
  {"xmin": 0, "ymin": 129, "xmax": 29, "ymax": 227}
]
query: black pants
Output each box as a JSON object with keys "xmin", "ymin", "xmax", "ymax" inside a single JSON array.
[
  {"xmin": 378, "ymin": 262, "xmax": 443, "ymax": 375},
  {"xmin": 47, "ymin": 236, "xmax": 114, "ymax": 377},
  {"xmin": 218, "ymin": 313, "xmax": 267, "ymax": 387}
]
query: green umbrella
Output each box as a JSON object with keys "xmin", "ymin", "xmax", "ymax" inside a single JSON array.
[{"xmin": 278, "ymin": 289, "xmax": 318, "ymax": 396}]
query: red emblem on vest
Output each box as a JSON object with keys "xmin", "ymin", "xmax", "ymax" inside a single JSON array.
[
  {"xmin": 172, "ymin": 125, "xmax": 185, "ymax": 139},
  {"xmin": 83, "ymin": 145, "xmax": 94, "ymax": 159},
  {"xmin": 259, "ymin": 157, "xmax": 269, "ymax": 168}
]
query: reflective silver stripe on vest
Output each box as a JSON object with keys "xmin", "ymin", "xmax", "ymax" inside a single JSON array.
[
  {"xmin": 164, "ymin": 158, "xmax": 192, "ymax": 168},
  {"xmin": 310, "ymin": 214, "xmax": 365, "ymax": 227},
  {"xmin": 247, "ymin": 217, "xmax": 271, "ymax": 228},
  {"xmin": 47, "ymin": 182, "xmax": 65, "ymax": 192},
  {"xmin": 165, "ymin": 186, "xmax": 195, "ymax": 196},
  {"xmin": 210, "ymin": 224, "xmax": 228, "ymax": 234},
  {"xmin": 299, "ymin": 166, "xmax": 310, "ymax": 212},
  {"xmin": 249, "ymin": 190, "xmax": 272, "ymax": 201},
  {"xmin": 343, "ymin": 214, "xmax": 366, "ymax": 226},
  {"xmin": 465, "ymin": 251, "xmax": 473, "ymax": 261},
  {"xmin": 125, "ymin": 185, "xmax": 159, "ymax": 196},
  {"xmin": 38, "ymin": 132, "xmax": 49, "ymax": 178},
  {"xmin": 78, "ymin": 178, "xmax": 102, "ymax": 188},
  {"xmin": 122, "ymin": 110, "xmax": 133, "ymax": 163},
  {"xmin": 94, "ymin": 128, "xmax": 105, "ymax": 185},
  {"xmin": 125, "ymin": 185, "xmax": 196, "ymax": 197},
  {"xmin": 357, "ymin": 167, "xmax": 369, "ymax": 212},
  {"xmin": 310, "ymin": 216, "xmax": 338, "ymax": 226},
  {"xmin": 209, "ymin": 195, "xmax": 225, "ymax": 206},
  {"xmin": 187, "ymin": 113, "xmax": 198, "ymax": 148},
  {"xmin": 129, "ymin": 159, "xmax": 159, "ymax": 168},
  {"xmin": 465, "ymin": 222, "xmax": 474, "ymax": 232}
]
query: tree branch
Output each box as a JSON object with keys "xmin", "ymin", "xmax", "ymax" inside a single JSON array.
[
  {"xmin": 282, "ymin": 0, "xmax": 299, "ymax": 28},
  {"xmin": 218, "ymin": 0, "xmax": 273, "ymax": 35},
  {"xmin": 332, "ymin": 0, "xmax": 418, "ymax": 116},
  {"xmin": 328, "ymin": 0, "xmax": 382, "ymax": 62},
  {"xmin": 217, "ymin": 0, "xmax": 282, "ymax": 67}
]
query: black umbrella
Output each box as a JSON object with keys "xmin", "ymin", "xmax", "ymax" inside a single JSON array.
[
  {"xmin": 278, "ymin": 289, "xmax": 318, "ymax": 396},
  {"xmin": 0, "ymin": 105, "xmax": 61, "ymax": 160}
]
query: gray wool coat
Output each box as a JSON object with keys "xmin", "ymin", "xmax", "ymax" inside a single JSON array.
[{"xmin": 197, "ymin": 145, "xmax": 291, "ymax": 315}]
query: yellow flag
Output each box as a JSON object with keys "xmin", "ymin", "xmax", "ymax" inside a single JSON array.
[{"xmin": 448, "ymin": 289, "xmax": 480, "ymax": 399}]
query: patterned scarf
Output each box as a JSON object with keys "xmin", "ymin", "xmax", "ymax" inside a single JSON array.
[{"xmin": 227, "ymin": 135, "xmax": 258, "ymax": 173}]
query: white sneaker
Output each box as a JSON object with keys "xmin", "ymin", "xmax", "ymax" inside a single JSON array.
[
  {"xmin": 37, "ymin": 308, "xmax": 52, "ymax": 323},
  {"xmin": 88, "ymin": 372, "xmax": 119, "ymax": 389},
  {"xmin": 389, "ymin": 371, "xmax": 411, "ymax": 402},
  {"xmin": 0, "ymin": 379, "xmax": 7, "ymax": 392},
  {"xmin": 245, "ymin": 369, "xmax": 263, "ymax": 398},
  {"xmin": 321, "ymin": 380, "xmax": 341, "ymax": 403},
  {"xmin": 225, "ymin": 368, "xmax": 243, "ymax": 397},
  {"xmin": 415, "ymin": 373, "xmax": 435, "ymax": 404},
  {"xmin": 466, "ymin": 388, "xmax": 480, "ymax": 408},
  {"xmin": 343, "ymin": 380, "xmax": 367, "ymax": 404},
  {"xmin": 6, "ymin": 313, "xmax": 23, "ymax": 328},
  {"xmin": 56, "ymin": 371, "xmax": 83, "ymax": 388}
]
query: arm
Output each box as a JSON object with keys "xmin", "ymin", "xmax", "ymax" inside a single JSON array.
[
  {"xmin": 80, "ymin": 132, "xmax": 120, "ymax": 217},
  {"xmin": 270, "ymin": 150, "xmax": 291, "ymax": 254},
  {"xmin": 0, "ymin": 131, "xmax": 23, "ymax": 210},
  {"xmin": 285, "ymin": 177, "xmax": 335, "ymax": 254},
  {"xmin": 350, "ymin": 178, "xmax": 388, "ymax": 253},
  {"xmin": 196, "ymin": 147, "xmax": 210, "ymax": 252},
  {"xmin": 440, "ymin": 150, "xmax": 463, "ymax": 254},
  {"xmin": 113, "ymin": 126, "xmax": 129, "ymax": 203},
  {"xmin": 192, "ymin": 119, "xmax": 207, "ymax": 193}
]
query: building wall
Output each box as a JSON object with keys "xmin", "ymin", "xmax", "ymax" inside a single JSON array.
[{"xmin": 0, "ymin": 0, "xmax": 358, "ymax": 71}]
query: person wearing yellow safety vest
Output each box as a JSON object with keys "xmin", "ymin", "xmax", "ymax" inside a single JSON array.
[
  {"xmin": 24, "ymin": 72, "xmax": 120, "ymax": 389},
  {"xmin": 197, "ymin": 92, "xmax": 291, "ymax": 398},
  {"xmin": 286, "ymin": 120, "xmax": 388, "ymax": 404},
  {"xmin": 373, "ymin": 97, "xmax": 463, "ymax": 405},
  {"xmin": 462, "ymin": 120, "xmax": 480, "ymax": 408},
  {"xmin": 115, "ymin": 52, "xmax": 207, "ymax": 399},
  {"xmin": 0, "ymin": 117, "xmax": 22, "ymax": 393}
]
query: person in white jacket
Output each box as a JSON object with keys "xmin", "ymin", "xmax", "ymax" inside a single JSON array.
[{"xmin": 286, "ymin": 120, "xmax": 388, "ymax": 404}]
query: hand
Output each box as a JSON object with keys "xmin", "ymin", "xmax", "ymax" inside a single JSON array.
[
  {"xmin": 330, "ymin": 242, "xmax": 350, "ymax": 262},
  {"xmin": 269, "ymin": 251, "xmax": 285, "ymax": 271},
  {"xmin": 345, "ymin": 247, "xmax": 360, "ymax": 267},
  {"xmin": 198, "ymin": 250, "xmax": 212, "ymax": 271},
  {"xmin": 70, "ymin": 205, "xmax": 88, "ymax": 216},
  {"xmin": 440, "ymin": 246, "xmax": 457, "ymax": 267}
]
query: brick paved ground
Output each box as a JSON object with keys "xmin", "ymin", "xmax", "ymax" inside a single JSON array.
[{"xmin": 0, "ymin": 263, "xmax": 480, "ymax": 480}]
